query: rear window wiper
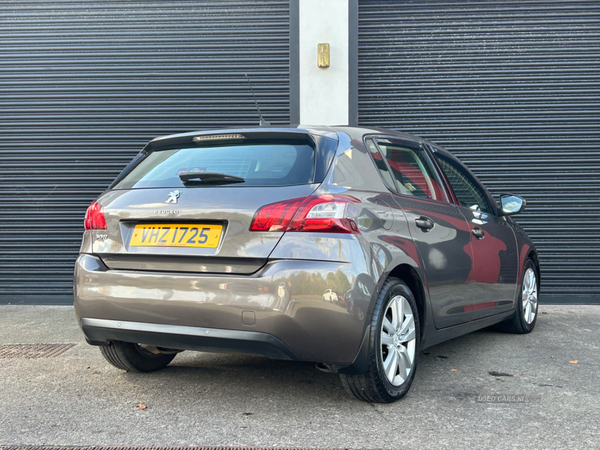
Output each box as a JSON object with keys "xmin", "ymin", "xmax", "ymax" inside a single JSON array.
[{"xmin": 178, "ymin": 171, "xmax": 245, "ymax": 185}]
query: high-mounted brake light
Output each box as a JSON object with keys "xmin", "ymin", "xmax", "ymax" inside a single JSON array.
[
  {"xmin": 249, "ymin": 195, "xmax": 360, "ymax": 234},
  {"xmin": 84, "ymin": 200, "xmax": 106, "ymax": 230},
  {"xmin": 193, "ymin": 134, "xmax": 245, "ymax": 143}
]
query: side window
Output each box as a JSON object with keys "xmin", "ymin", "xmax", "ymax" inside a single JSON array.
[
  {"xmin": 376, "ymin": 139, "xmax": 447, "ymax": 201},
  {"xmin": 366, "ymin": 139, "xmax": 396, "ymax": 191},
  {"xmin": 433, "ymin": 152, "xmax": 493, "ymax": 214}
]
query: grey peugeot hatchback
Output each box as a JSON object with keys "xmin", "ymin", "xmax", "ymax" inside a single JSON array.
[{"xmin": 74, "ymin": 126, "xmax": 540, "ymax": 403}]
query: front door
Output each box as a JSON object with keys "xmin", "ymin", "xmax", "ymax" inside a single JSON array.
[{"xmin": 431, "ymin": 148, "xmax": 519, "ymax": 319}]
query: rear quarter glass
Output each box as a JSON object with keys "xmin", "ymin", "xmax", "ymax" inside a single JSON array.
[{"xmin": 114, "ymin": 143, "xmax": 316, "ymax": 189}]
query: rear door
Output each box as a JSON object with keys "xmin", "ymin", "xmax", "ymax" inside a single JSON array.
[{"xmin": 368, "ymin": 136, "xmax": 477, "ymax": 329}]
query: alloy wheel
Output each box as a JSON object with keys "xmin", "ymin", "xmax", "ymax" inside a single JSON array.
[
  {"xmin": 522, "ymin": 268, "xmax": 538, "ymax": 324},
  {"xmin": 380, "ymin": 295, "xmax": 416, "ymax": 386}
]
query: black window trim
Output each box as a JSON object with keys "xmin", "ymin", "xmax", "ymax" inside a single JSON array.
[
  {"xmin": 363, "ymin": 134, "xmax": 452, "ymax": 205},
  {"xmin": 364, "ymin": 136, "xmax": 397, "ymax": 192},
  {"xmin": 421, "ymin": 143, "xmax": 460, "ymax": 206},
  {"xmin": 426, "ymin": 143, "xmax": 500, "ymax": 216}
]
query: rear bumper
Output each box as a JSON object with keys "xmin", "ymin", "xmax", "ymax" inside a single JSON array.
[{"xmin": 74, "ymin": 253, "xmax": 372, "ymax": 365}]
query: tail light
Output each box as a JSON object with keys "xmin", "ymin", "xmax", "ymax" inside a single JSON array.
[
  {"xmin": 248, "ymin": 197, "xmax": 306, "ymax": 232},
  {"xmin": 84, "ymin": 200, "xmax": 107, "ymax": 230},
  {"xmin": 250, "ymin": 195, "xmax": 360, "ymax": 234}
]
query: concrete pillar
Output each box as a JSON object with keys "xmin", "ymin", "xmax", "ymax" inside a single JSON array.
[{"xmin": 298, "ymin": 0, "xmax": 349, "ymax": 125}]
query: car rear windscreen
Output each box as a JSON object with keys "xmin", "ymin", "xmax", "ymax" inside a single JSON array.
[{"xmin": 114, "ymin": 143, "xmax": 316, "ymax": 189}]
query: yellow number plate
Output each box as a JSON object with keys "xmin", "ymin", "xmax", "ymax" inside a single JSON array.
[{"xmin": 130, "ymin": 224, "xmax": 223, "ymax": 248}]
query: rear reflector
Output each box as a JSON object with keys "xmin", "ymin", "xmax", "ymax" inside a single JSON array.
[
  {"xmin": 250, "ymin": 195, "xmax": 360, "ymax": 234},
  {"xmin": 84, "ymin": 200, "xmax": 107, "ymax": 230}
]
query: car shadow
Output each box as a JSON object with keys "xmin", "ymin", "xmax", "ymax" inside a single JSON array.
[
  {"xmin": 121, "ymin": 351, "xmax": 348, "ymax": 403},
  {"xmin": 115, "ymin": 325, "xmax": 526, "ymax": 404}
]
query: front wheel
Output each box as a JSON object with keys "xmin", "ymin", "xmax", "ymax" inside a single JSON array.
[
  {"xmin": 99, "ymin": 341, "xmax": 177, "ymax": 372},
  {"xmin": 497, "ymin": 258, "xmax": 539, "ymax": 334},
  {"xmin": 340, "ymin": 277, "xmax": 420, "ymax": 403}
]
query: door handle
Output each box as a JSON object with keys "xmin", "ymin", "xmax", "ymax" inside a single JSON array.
[
  {"xmin": 415, "ymin": 217, "xmax": 434, "ymax": 231},
  {"xmin": 472, "ymin": 227, "xmax": 485, "ymax": 240}
]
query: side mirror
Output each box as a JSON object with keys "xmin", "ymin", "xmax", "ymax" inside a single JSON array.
[{"xmin": 499, "ymin": 194, "xmax": 526, "ymax": 216}]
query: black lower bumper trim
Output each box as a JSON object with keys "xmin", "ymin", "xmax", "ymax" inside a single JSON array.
[{"xmin": 81, "ymin": 318, "xmax": 300, "ymax": 361}]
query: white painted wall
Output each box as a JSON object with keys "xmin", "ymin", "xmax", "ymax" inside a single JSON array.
[{"xmin": 299, "ymin": 0, "xmax": 349, "ymax": 125}]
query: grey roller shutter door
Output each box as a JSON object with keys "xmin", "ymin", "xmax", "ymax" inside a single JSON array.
[
  {"xmin": 0, "ymin": 0, "xmax": 291, "ymax": 302},
  {"xmin": 358, "ymin": 0, "xmax": 600, "ymax": 302}
]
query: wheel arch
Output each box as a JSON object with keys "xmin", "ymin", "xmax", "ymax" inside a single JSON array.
[
  {"xmin": 336, "ymin": 262, "xmax": 428, "ymax": 376},
  {"xmin": 528, "ymin": 249, "xmax": 541, "ymax": 289},
  {"xmin": 387, "ymin": 263, "xmax": 427, "ymax": 339}
]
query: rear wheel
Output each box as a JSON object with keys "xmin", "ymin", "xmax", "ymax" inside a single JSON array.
[
  {"xmin": 497, "ymin": 258, "xmax": 539, "ymax": 334},
  {"xmin": 99, "ymin": 341, "xmax": 177, "ymax": 372},
  {"xmin": 340, "ymin": 277, "xmax": 420, "ymax": 403}
]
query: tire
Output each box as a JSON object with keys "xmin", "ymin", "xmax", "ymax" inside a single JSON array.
[
  {"xmin": 340, "ymin": 277, "xmax": 420, "ymax": 403},
  {"xmin": 99, "ymin": 341, "xmax": 176, "ymax": 373},
  {"xmin": 497, "ymin": 258, "xmax": 539, "ymax": 334}
]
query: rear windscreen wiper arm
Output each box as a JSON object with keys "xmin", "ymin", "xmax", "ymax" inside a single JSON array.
[{"xmin": 178, "ymin": 171, "xmax": 245, "ymax": 184}]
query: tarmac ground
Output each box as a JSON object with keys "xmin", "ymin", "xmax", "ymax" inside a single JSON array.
[{"xmin": 0, "ymin": 305, "xmax": 598, "ymax": 449}]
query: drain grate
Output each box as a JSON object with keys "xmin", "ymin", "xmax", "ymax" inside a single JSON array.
[{"xmin": 0, "ymin": 343, "xmax": 76, "ymax": 359}]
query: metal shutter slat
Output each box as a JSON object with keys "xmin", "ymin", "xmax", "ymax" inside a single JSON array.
[
  {"xmin": 358, "ymin": 0, "xmax": 600, "ymax": 301},
  {"xmin": 0, "ymin": 0, "xmax": 290, "ymax": 301}
]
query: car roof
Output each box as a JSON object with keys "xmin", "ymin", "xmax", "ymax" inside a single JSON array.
[{"xmin": 329, "ymin": 125, "xmax": 430, "ymax": 143}]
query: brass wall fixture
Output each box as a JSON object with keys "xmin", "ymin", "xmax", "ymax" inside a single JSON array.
[{"xmin": 317, "ymin": 43, "xmax": 330, "ymax": 68}]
